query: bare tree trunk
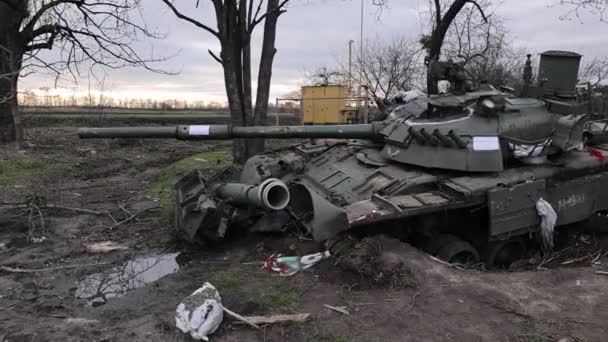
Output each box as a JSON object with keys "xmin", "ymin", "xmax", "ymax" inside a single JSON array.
[
  {"xmin": 240, "ymin": 2, "xmax": 256, "ymax": 160},
  {"xmin": 0, "ymin": 85, "xmax": 16, "ymax": 143},
  {"xmin": 222, "ymin": 53, "xmax": 248, "ymax": 164},
  {"xmin": 163, "ymin": 0, "xmax": 290, "ymax": 164},
  {"xmin": 253, "ymin": 0, "xmax": 281, "ymax": 154},
  {"xmin": 11, "ymin": 71, "xmax": 22, "ymax": 146},
  {"xmin": 0, "ymin": 3, "xmax": 23, "ymax": 144},
  {"xmin": 427, "ymin": 0, "xmax": 468, "ymax": 95}
]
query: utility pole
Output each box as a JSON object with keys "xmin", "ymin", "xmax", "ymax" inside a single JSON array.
[
  {"xmin": 358, "ymin": 0, "xmax": 365, "ymax": 122},
  {"xmin": 348, "ymin": 39, "xmax": 354, "ymax": 92},
  {"xmin": 360, "ymin": 0, "xmax": 364, "ymax": 66}
]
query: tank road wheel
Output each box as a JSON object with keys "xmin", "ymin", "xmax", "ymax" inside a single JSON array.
[
  {"xmin": 426, "ymin": 234, "xmax": 460, "ymax": 255},
  {"xmin": 485, "ymin": 238, "xmax": 527, "ymax": 269},
  {"xmin": 436, "ymin": 239, "xmax": 480, "ymax": 265},
  {"xmin": 427, "ymin": 234, "xmax": 480, "ymax": 265}
]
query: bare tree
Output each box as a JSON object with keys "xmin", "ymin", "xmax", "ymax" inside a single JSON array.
[
  {"xmin": 354, "ymin": 38, "xmax": 423, "ymax": 109},
  {"xmin": 420, "ymin": 0, "xmax": 488, "ymax": 94},
  {"xmin": 440, "ymin": 1, "xmax": 524, "ymax": 87},
  {"xmin": 0, "ymin": 0, "xmax": 164, "ymax": 144},
  {"xmin": 161, "ymin": 0, "xmax": 290, "ymax": 164},
  {"xmin": 559, "ymin": 0, "xmax": 608, "ymax": 21},
  {"xmin": 304, "ymin": 67, "xmax": 346, "ymax": 87},
  {"xmin": 580, "ymin": 57, "xmax": 608, "ymax": 88}
]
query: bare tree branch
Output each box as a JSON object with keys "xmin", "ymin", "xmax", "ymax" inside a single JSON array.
[
  {"xmin": 466, "ymin": 0, "xmax": 488, "ymax": 22},
  {"xmin": 0, "ymin": 0, "xmax": 169, "ymax": 143},
  {"xmin": 558, "ymin": 0, "xmax": 608, "ymax": 22},
  {"xmin": 580, "ymin": 57, "xmax": 608, "ymax": 87},
  {"xmin": 250, "ymin": 0, "xmax": 289, "ymax": 30},
  {"xmin": 208, "ymin": 49, "xmax": 223, "ymax": 64},
  {"xmin": 22, "ymin": 0, "xmax": 83, "ymax": 35},
  {"xmin": 159, "ymin": 0, "xmax": 219, "ymax": 37},
  {"xmin": 350, "ymin": 38, "xmax": 423, "ymax": 105}
]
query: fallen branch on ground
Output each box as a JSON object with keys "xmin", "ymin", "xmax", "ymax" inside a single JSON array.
[
  {"xmin": 232, "ymin": 313, "xmax": 311, "ymax": 325},
  {"xmin": 595, "ymin": 270, "xmax": 608, "ymax": 276},
  {"xmin": 2, "ymin": 294, "xmax": 44, "ymax": 310},
  {"xmin": 477, "ymin": 291, "xmax": 532, "ymax": 319},
  {"xmin": 406, "ymin": 290, "xmax": 424, "ymax": 312},
  {"xmin": 562, "ymin": 254, "xmax": 593, "ymax": 265},
  {"xmin": 0, "ymin": 203, "xmax": 103, "ymax": 215},
  {"xmin": 108, "ymin": 205, "xmax": 160, "ymax": 230},
  {"xmin": 84, "ymin": 241, "xmax": 129, "ymax": 253},
  {"xmin": 222, "ymin": 307, "xmax": 261, "ymax": 330},
  {"xmin": 44, "ymin": 205, "xmax": 105, "ymax": 216},
  {"xmin": 0, "ymin": 262, "xmax": 111, "ymax": 273},
  {"xmin": 323, "ymin": 304, "xmax": 349, "ymax": 315},
  {"xmin": 428, "ymin": 255, "xmax": 465, "ymax": 270}
]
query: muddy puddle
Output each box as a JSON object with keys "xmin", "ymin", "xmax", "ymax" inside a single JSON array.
[{"xmin": 75, "ymin": 252, "xmax": 180, "ymax": 306}]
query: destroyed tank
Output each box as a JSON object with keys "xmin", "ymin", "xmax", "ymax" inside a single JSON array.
[{"xmin": 78, "ymin": 51, "xmax": 608, "ymax": 267}]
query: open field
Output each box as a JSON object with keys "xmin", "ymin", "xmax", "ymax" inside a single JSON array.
[{"xmin": 1, "ymin": 122, "xmax": 608, "ymax": 341}]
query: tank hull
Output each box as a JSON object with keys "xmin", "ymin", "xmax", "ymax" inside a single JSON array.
[{"xmin": 237, "ymin": 139, "xmax": 608, "ymax": 242}]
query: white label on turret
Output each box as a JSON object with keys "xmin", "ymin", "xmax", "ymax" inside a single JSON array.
[
  {"xmin": 189, "ymin": 125, "xmax": 210, "ymax": 135},
  {"xmin": 472, "ymin": 136, "xmax": 499, "ymax": 151}
]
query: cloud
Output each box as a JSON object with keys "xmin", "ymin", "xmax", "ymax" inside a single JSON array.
[{"xmin": 19, "ymin": 0, "xmax": 608, "ymax": 102}]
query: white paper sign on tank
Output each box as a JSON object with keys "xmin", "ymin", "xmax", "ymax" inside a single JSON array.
[
  {"xmin": 189, "ymin": 125, "xmax": 211, "ymax": 136},
  {"xmin": 472, "ymin": 136, "xmax": 500, "ymax": 151}
]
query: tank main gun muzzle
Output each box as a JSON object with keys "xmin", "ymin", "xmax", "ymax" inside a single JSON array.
[
  {"xmin": 78, "ymin": 123, "xmax": 384, "ymax": 140},
  {"xmin": 209, "ymin": 178, "xmax": 290, "ymax": 211}
]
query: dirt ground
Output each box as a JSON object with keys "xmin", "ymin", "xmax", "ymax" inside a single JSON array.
[{"xmin": 1, "ymin": 125, "xmax": 608, "ymax": 342}]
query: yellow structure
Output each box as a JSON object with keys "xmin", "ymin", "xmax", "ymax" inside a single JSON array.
[{"xmin": 301, "ymin": 85, "xmax": 354, "ymax": 124}]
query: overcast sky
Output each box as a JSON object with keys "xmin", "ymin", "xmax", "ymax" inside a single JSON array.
[{"xmin": 20, "ymin": 0, "xmax": 608, "ymax": 103}]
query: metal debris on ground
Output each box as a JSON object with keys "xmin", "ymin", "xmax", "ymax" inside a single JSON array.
[{"xmin": 264, "ymin": 251, "xmax": 331, "ymax": 276}]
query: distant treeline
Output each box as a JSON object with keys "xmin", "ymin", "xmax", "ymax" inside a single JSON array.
[{"xmin": 17, "ymin": 92, "xmax": 299, "ymax": 112}]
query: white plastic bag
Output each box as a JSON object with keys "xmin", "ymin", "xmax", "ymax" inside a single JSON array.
[
  {"xmin": 175, "ymin": 282, "xmax": 223, "ymax": 341},
  {"xmin": 536, "ymin": 198, "xmax": 557, "ymax": 252}
]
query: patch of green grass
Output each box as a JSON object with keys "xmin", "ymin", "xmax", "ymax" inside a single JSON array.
[
  {"xmin": 132, "ymin": 152, "xmax": 165, "ymax": 166},
  {"xmin": 249, "ymin": 277, "xmax": 302, "ymax": 312},
  {"xmin": 517, "ymin": 335, "xmax": 554, "ymax": 342},
  {"xmin": 318, "ymin": 333, "xmax": 349, "ymax": 342},
  {"xmin": 146, "ymin": 150, "xmax": 232, "ymax": 223},
  {"xmin": 202, "ymin": 271, "xmax": 241, "ymax": 290},
  {"xmin": 199, "ymin": 268, "xmax": 303, "ymax": 314},
  {"xmin": 0, "ymin": 157, "xmax": 75, "ymax": 186},
  {"xmin": 265, "ymin": 139, "xmax": 302, "ymax": 150}
]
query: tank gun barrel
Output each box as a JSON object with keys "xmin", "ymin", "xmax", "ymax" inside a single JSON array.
[
  {"xmin": 78, "ymin": 123, "xmax": 384, "ymax": 140},
  {"xmin": 209, "ymin": 178, "xmax": 290, "ymax": 211}
]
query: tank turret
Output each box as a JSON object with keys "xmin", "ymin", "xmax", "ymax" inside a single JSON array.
[{"xmin": 78, "ymin": 90, "xmax": 585, "ymax": 173}]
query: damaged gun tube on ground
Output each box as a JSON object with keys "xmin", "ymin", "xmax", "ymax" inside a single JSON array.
[
  {"xmin": 173, "ymin": 175, "xmax": 291, "ymax": 242},
  {"xmin": 209, "ymin": 178, "xmax": 290, "ymax": 211}
]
